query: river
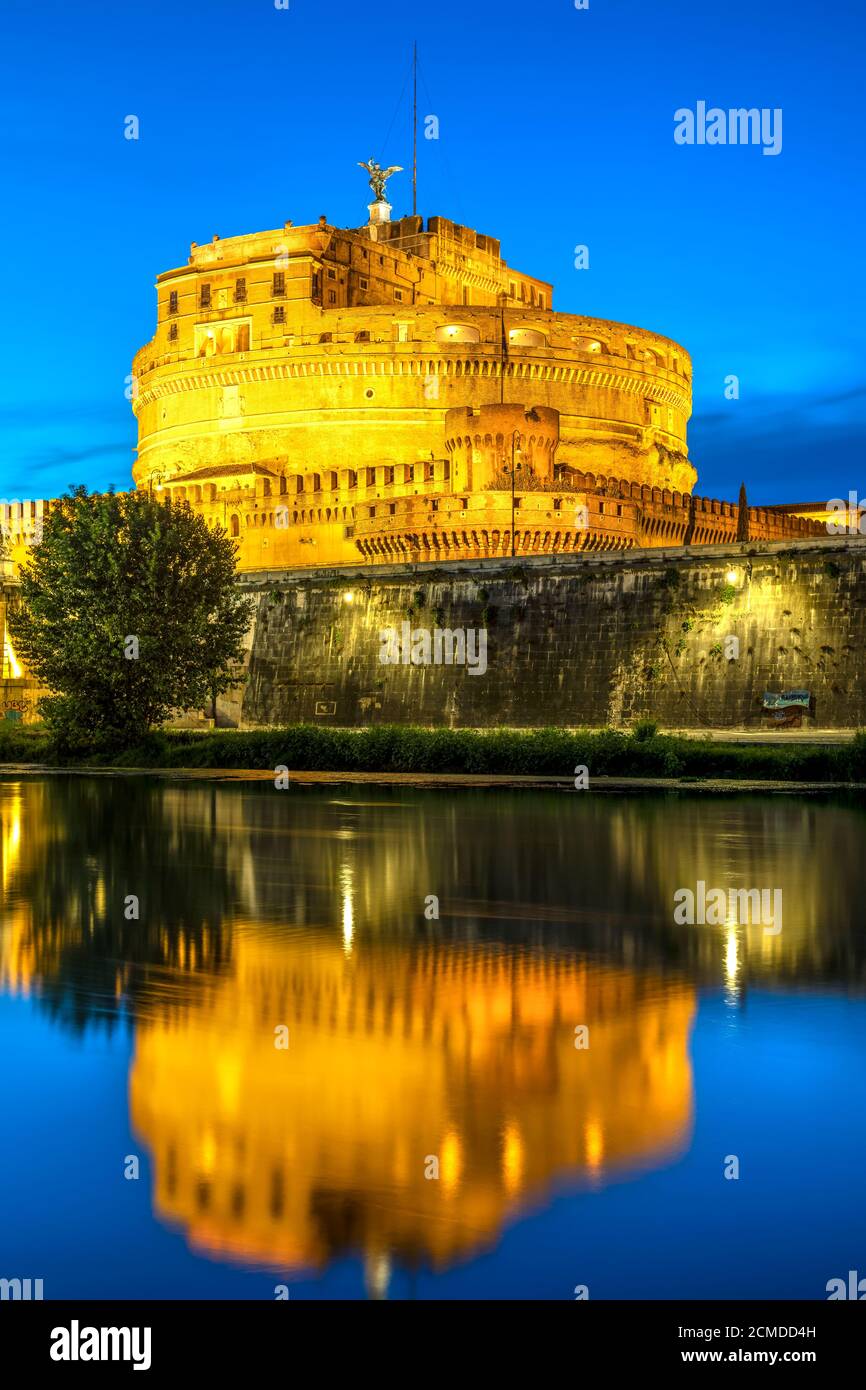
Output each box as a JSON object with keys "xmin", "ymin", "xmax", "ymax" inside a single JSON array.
[{"xmin": 1, "ymin": 776, "xmax": 864, "ymax": 1299}]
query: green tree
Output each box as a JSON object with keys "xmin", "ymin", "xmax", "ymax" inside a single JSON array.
[{"xmin": 9, "ymin": 486, "xmax": 254, "ymax": 746}]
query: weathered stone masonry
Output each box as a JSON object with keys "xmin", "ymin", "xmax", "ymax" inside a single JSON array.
[{"xmin": 230, "ymin": 536, "xmax": 866, "ymax": 730}]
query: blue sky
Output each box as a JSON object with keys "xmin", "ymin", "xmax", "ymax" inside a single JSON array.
[{"xmin": 0, "ymin": 0, "xmax": 863, "ymax": 505}]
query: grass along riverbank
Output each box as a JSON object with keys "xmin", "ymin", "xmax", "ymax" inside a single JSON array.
[{"xmin": 2, "ymin": 723, "xmax": 866, "ymax": 782}]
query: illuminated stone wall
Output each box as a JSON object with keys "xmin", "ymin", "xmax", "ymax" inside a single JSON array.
[{"xmin": 234, "ymin": 537, "xmax": 866, "ymax": 730}]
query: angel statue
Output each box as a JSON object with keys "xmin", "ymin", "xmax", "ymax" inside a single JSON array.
[{"xmin": 359, "ymin": 158, "xmax": 403, "ymax": 203}]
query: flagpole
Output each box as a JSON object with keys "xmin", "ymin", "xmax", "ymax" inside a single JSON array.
[{"xmin": 412, "ymin": 41, "xmax": 418, "ymax": 217}]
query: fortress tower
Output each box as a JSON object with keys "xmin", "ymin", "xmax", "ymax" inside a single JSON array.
[
  {"xmin": 125, "ymin": 185, "xmax": 823, "ymax": 567},
  {"xmin": 2, "ymin": 179, "xmax": 823, "ymax": 599},
  {"xmin": 128, "ymin": 186, "xmax": 735, "ymax": 567}
]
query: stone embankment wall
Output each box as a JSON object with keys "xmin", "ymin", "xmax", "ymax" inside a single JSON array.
[{"xmin": 226, "ymin": 537, "xmax": 866, "ymax": 730}]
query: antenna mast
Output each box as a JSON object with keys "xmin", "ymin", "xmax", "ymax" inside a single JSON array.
[{"xmin": 412, "ymin": 41, "xmax": 418, "ymax": 216}]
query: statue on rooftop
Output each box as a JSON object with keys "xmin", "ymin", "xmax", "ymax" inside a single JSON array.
[{"xmin": 359, "ymin": 159, "xmax": 403, "ymax": 203}]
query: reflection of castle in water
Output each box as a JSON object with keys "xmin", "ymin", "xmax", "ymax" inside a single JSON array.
[
  {"xmin": 129, "ymin": 933, "xmax": 695, "ymax": 1273},
  {"xmin": 4, "ymin": 775, "xmax": 866, "ymax": 1279}
]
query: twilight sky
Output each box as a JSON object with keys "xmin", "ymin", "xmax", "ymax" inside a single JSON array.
[{"xmin": 0, "ymin": 0, "xmax": 863, "ymax": 505}]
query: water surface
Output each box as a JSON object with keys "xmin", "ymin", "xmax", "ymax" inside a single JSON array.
[{"xmin": 1, "ymin": 777, "xmax": 864, "ymax": 1299}]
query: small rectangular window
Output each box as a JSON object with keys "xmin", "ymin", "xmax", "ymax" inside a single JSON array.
[
  {"xmin": 168, "ymin": 322, "xmax": 178, "ymax": 341},
  {"xmin": 394, "ymin": 289, "xmax": 403, "ymax": 302},
  {"xmin": 168, "ymin": 290, "xmax": 178, "ymax": 314},
  {"xmin": 273, "ymin": 306, "xmax": 285, "ymax": 324},
  {"xmin": 368, "ymin": 504, "xmax": 376, "ymax": 518},
  {"xmin": 234, "ymin": 278, "xmax": 246, "ymax": 303},
  {"xmin": 388, "ymin": 502, "xmax": 396, "ymax": 515},
  {"xmin": 273, "ymin": 271, "xmax": 285, "ymax": 296},
  {"xmin": 360, "ymin": 277, "xmax": 369, "ymax": 290},
  {"xmin": 327, "ymin": 268, "xmax": 336, "ymax": 279},
  {"xmin": 328, "ymin": 291, "xmax": 336, "ymax": 304},
  {"xmin": 553, "ymin": 498, "xmax": 562, "ymax": 511},
  {"xmin": 200, "ymin": 284, "xmax": 211, "ymax": 308}
]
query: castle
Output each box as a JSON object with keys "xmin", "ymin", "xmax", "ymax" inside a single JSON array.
[
  {"xmin": 0, "ymin": 177, "xmax": 837, "ymax": 726},
  {"xmin": 125, "ymin": 188, "xmax": 823, "ymax": 566},
  {"xmin": 1, "ymin": 178, "xmax": 823, "ymax": 583}
]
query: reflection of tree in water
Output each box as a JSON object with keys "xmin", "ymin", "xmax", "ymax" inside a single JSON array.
[{"xmin": 6, "ymin": 779, "xmax": 237, "ymax": 1033}]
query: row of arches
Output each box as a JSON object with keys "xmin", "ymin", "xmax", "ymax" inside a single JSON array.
[
  {"xmin": 229, "ymin": 506, "xmax": 355, "ymax": 535},
  {"xmin": 355, "ymin": 528, "xmax": 635, "ymax": 561}
]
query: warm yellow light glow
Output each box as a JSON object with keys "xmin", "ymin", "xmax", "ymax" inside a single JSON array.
[
  {"xmin": 726, "ymin": 568, "xmax": 739, "ymax": 585},
  {"xmin": 502, "ymin": 1121, "xmax": 525, "ymax": 1195},
  {"xmin": 216, "ymin": 1054, "xmax": 241, "ymax": 1113},
  {"xmin": 3, "ymin": 629, "xmax": 22, "ymax": 679},
  {"xmin": 198, "ymin": 1131, "xmax": 217, "ymax": 1176},
  {"xmin": 342, "ymin": 590, "xmax": 354, "ymax": 604},
  {"xmin": 584, "ymin": 1119, "xmax": 604, "ymax": 1172},
  {"xmin": 1, "ymin": 791, "xmax": 22, "ymax": 897},
  {"xmin": 440, "ymin": 1129, "xmax": 463, "ymax": 1193},
  {"xmin": 724, "ymin": 926, "xmax": 739, "ymax": 983},
  {"xmin": 340, "ymin": 863, "xmax": 354, "ymax": 955}
]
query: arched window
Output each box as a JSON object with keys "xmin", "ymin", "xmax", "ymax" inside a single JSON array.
[
  {"xmin": 230, "ymin": 514, "xmax": 240, "ymax": 537},
  {"xmin": 508, "ymin": 328, "xmax": 547, "ymax": 348},
  {"xmin": 436, "ymin": 324, "xmax": 481, "ymax": 344}
]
